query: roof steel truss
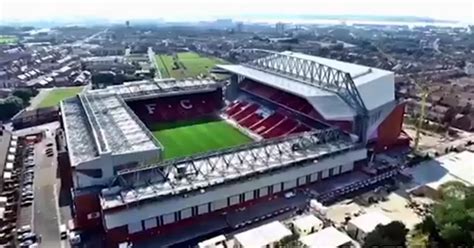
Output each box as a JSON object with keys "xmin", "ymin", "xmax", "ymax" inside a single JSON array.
[
  {"xmin": 114, "ymin": 128, "xmax": 347, "ymax": 190},
  {"xmin": 243, "ymin": 50, "xmax": 368, "ymax": 115}
]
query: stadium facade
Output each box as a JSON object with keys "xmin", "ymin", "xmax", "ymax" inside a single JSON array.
[{"xmin": 58, "ymin": 51, "xmax": 406, "ymax": 247}]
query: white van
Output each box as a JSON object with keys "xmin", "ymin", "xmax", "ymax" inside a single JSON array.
[{"xmin": 59, "ymin": 224, "xmax": 67, "ymax": 239}]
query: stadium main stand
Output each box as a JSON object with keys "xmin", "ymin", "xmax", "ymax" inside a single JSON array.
[
  {"xmin": 239, "ymin": 79, "xmax": 353, "ymax": 132},
  {"xmin": 127, "ymin": 90, "xmax": 222, "ymax": 123}
]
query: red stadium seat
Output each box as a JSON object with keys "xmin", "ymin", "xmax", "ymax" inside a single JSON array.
[
  {"xmin": 239, "ymin": 113, "xmax": 263, "ymax": 128},
  {"xmin": 262, "ymin": 118, "xmax": 298, "ymax": 138},
  {"xmin": 232, "ymin": 103, "xmax": 259, "ymax": 121},
  {"xmin": 250, "ymin": 113, "xmax": 285, "ymax": 134}
]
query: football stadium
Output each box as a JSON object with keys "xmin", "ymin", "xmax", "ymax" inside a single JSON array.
[{"xmin": 59, "ymin": 51, "xmax": 407, "ymax": 247}]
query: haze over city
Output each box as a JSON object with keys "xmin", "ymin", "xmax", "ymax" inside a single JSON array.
[
  {"xmin": 1, "ymin": 0, "xmax": 473, "ymax": 23},
  {"xmin": 2, "ymin": 0, "xmax": 474, "ymax": 247}
]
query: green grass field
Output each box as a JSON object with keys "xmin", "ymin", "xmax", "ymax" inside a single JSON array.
[
  {"xmin": 38, "ymin": 86, "xmax": 84, "ymax": 108},
  {"xmin": 150, "ymin": 118, "xmax": 252, "ymax": 160},
  {"xmin": 0, "ymin": 35, "xmax": 18, "ymax": 44},
  {"xmin": 154, "ymin": 52, "xmax": 226, "ymax": 79}
]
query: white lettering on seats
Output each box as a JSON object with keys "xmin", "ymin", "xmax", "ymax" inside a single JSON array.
[
  {"xmin": 180, "ymin": 99, "xmax": 193, "ymax": 110},
  {"xmin": 146, "ymin": 104, "xmax": 156, "ymax": 115}
]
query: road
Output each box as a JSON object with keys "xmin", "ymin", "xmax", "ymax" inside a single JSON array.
[{"xmin": 148, "ymin": 47, "xmax": 162, "ymax": 79}]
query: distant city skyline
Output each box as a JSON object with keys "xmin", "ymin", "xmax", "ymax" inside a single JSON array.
[{"xmin": 1, "ymin": 0, "xmax": 473, "ymax": 24}]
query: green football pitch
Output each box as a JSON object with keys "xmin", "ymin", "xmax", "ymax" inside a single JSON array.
[
  {"xmin": 150, "ymin": 118, "xmax": 252, "ymax": 160},
  {"xmin": 154, "ymin": 52, "xmax": 226, "ymax": 79}
]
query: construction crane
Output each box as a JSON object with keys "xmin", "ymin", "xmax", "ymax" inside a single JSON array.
[{"xmin": 412, "ymin": 76, "xmax": 432, "ymax": 152}]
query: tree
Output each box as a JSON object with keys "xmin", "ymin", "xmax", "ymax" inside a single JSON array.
[
  {"xmin": 438, "ymin": 181, "xmax": 469, "ymax": 200},
  {"xmin": 0, "ymin": 96, "xmax": 24, "ymax": 121},
  {"xmin": 363, "ymin": 221, "xmax": 408, "ymax": 248},
  {"xmin": 12, "ymin": 88, "xmax": 38, "ymax": 104},
  {"xmin": 149, "ymin": 67, "xmax": 156, "ymax": 77},
  {"xmin": 414, "ymin": 181, "xmax": 474, "ymax": 247}
]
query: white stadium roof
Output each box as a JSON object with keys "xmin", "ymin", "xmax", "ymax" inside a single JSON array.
[
  {"xmin": 61, "ymin": 79, "xmax": 221, "ymax": 167},
  {"xmin": 218, "ymin": 51, "xmax": 394, "ymax": 120},
  {"xmin": 101, "ymin": 128, "xmax": 357, "ymax": 210}
]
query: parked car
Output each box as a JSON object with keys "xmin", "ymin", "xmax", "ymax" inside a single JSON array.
[
  {"xmin": 15, "ymin": 225, "xmax": 32, "ymax": 235},
  {"xmin": 284, "ymin": 191, "xmax": 296, "ymax": 199},
  {"xmin": 20, "ymin": 200, "xmax": 32, "ymax": 207},
  {"xmin": 22, "ymin": 195, "xmax": 34, "ymax": 202},
  {"xmin": 0, "ymin": 233, "xmax": 13, "ymax": 243},
  {"xmin": 21, "ymin": 191, "xmax": 33, "ymax": 198},
  {"xmin": 1, "ymin": 189, "xmax": 17, "ymax": 197},
  {"xmin": 19, "ymin": 239, "xmax": 34, "ymax": 248},
  {"xmin": 17, "ymin": 232, "xmax": 36, "ymax": 242},
  {"xmin": 24, "ymin": 163, "xmax": 35, "ymax": 169},
  {"xmin": 69, "ymin": 231, "xmax": 81, "ymax": 245}
]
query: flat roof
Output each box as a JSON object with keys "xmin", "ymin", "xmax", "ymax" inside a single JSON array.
[
  {"xmin": 61, "ymin": 79, "xmax": 221, "ymax": 167},
  {"xmin": 300, "ymin": 226, "xmax": 354, "ymax": 248},
  {"xmin": 234, "ymin": 221, "xmax": 291, "ymax": 248},
  {"xmin": 293, "ymin": 214, "xmax": 323, "ymax": 230},
  {"xmin": 407, "ymin": 151, "xmax": 474, "ymax": 189},
  {"xmin": 61, "ymin": 93, "xmax": 161, "ymax": 167},
  {"xmin": 95, "ymin": 79, "xmax": 221, "ymax": 100},
  {"xmin": 349, "ymin": 211, "xmax": 392, "ymax": 234},
  {"xmin": 101, "ymin": 129, "xmax": 357, "ymax": 209}
]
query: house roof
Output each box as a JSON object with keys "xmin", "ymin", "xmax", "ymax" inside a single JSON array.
[
  {"xmin": 234, "ymin": 221, "xmax": 292, "ymax": 248},
  {"xmin": 300, "ymin": 226, "xmax": 354, "ymax": 248},
  {"xmin": 349, "ymin": 211, "xmax": 392, "ymax": 234}
]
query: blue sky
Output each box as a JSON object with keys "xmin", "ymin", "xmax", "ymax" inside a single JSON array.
[{"xmin": 1, "ymin": 0, "xmax": 473, "ymax": 23}]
